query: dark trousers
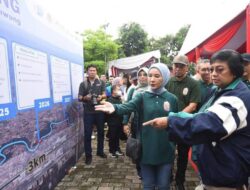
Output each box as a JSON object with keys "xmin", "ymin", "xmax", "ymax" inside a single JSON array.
[
  {"xmin": 176, "ymin": 143, "xmax": 190, "ymax": 184},
  {"xmin": 84, "ymin": 112, "xmax": 105, "ymax": 157},
  {"xmin": 141, "ymin": 163, "xmax": 172, "ymax": 189},
  {"xmin": 108, "ymin": 124, "xmax": 122, "ymax": 153}
]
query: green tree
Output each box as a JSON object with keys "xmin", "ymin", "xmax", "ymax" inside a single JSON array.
[
  {"xmin": 148, "ymin": 35, "xmax": 174, "ymax": 65},
  {"xmin": 84, "ymin": 60, "xmax": 106, "ymax": 75},
  {"xmin": 83, "ymin": 27, "xmax": 120, "ymax": 74},
  {"xmin": 118, "ymin": 22, "xmax": 149, "ymax": 57},
  {"xmin": 170, "ymin": 25, "xmax": 190, "ymax": 57},
  {"xmin": 149, "ymin": 25, "xmax": 190, "ymax": 65}
]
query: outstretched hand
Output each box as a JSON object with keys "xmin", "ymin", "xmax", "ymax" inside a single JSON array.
[
  {"xmin": 142, "ymin": 117, "xmax": 169, "ymax": 129},
  {"xmin": 95, "ymin": 101, "xmax": 115, "ymax": 114}
]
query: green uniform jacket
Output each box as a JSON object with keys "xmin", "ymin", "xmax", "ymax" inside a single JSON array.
[
  {"xmin": 114, "ymin": 91, "xmax": 178, "ymax": 165},
  {"xmin": 198, "ymin": 80, "xmax": 214, "ymax": 110},
  {"xmin": 166, "ymin": 76, "xmax": 201, "ymax": 111}
]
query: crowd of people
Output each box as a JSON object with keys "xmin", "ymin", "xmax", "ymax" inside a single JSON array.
[{"xmin": 79, "ymin": 49, "xmax": 250, "ymax": 190}]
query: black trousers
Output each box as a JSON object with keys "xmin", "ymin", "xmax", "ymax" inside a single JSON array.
[
  {"xmin": 108, "ymin": 124, "xmax": 122, "ymax": 153},
  {"xmin": 175, "ymin": 143, "xmax": 190, "ymax": 184}
]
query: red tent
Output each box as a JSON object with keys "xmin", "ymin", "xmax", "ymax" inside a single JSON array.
[{"xmin": 180, "ymin": 3, "xmax": 250, "ymax": 62}]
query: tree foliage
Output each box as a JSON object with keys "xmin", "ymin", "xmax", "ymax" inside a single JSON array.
[
  {"xmin": 84, "ymin": 60, "xmax": 106, "ymax": 75},
  {"xmin": 117, "ymin": 22, "xmax": 149, "ymax": 57},
  {"xmin": 82, "ymin": 24, "xmax": 190, "ymax": 74},
  {"xmin": 83, "ymin": 28, "xmax": 120, "ymax": 74},
  {"xmin": 149, "ymin": 25, "xmax": 190, "ymax": 65}
]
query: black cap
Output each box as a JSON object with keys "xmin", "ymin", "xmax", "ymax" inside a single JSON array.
[{"xmin": 242, "ymin": 53, "xmax": 250, "ymax": 62}]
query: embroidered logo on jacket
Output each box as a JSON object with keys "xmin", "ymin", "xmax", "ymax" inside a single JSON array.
[
  {"xmin": 163, "ymin": 101, "xmax": 170, "ymax": 111},
  {"xmin": 183, "ymin": 87, "xmax": 189, "ymax": 95}
]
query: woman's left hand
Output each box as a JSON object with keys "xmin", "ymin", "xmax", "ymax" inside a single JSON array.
[
  {"xmin": 95, "ymin": 101, "xmax": 115, "ymax": 114},
  {"xmin": 143, "ymin": 117, "xmax": 169, "ymax": 129}
]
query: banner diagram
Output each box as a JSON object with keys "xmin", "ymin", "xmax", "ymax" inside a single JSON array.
[{"xmin": 0, "ymin": 0, "xmax": 84, "ymax": 189}]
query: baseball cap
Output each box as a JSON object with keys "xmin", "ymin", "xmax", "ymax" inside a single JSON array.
[{"xmin": 172, "ymin": 55, "xmax": 189, "ymax": 65}]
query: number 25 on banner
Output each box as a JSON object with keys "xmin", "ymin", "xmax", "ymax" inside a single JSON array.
[{"xmin": 0, "ymin": 103, "xmax": 16, "ymax": 121}]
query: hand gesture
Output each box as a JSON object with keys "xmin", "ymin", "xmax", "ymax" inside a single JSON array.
[
  {"xmin": 95, "ymin": 101, "xmax": 115, "ymax": 114},
  {"xmin": 143, "ymin": 117, "xmax": 168, "ymax": 129},
  {"xmin": 97, "ymin": 95, "xmax": 102, "ymax": 101},
  {"xmin": 123, "ymin": 125, "xmax": 130, "ymax": 136},
  {"xmin": 85, "ymin": 94, "xmax": 92, "ymax": 101}
]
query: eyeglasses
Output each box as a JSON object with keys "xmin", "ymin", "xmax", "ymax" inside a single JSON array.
[{"xmin": 210, "ymin": 67, "xmax": 225, "ymax": 74}]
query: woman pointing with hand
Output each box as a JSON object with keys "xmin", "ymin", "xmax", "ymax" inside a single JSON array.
[
  {"xmin": 143, "ymin": 50, "xmax": 250, "ymax": 190},
  {"xmin": 96, "ymin": 63, "xmax": 178, "ymax": 190}
]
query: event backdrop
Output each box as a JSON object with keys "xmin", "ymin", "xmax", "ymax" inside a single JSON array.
[{"xmin": 0, "ymin": 0, "xmax": 84, "ymax": 189}]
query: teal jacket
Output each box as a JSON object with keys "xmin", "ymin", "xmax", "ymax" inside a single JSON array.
[{"xmin": 114, "ymin": 91, "xmax": 178, "ymax": 165}]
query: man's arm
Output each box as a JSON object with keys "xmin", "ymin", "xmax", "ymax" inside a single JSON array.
[
  {"xmin": 182, "ymin": 102, "xmax": 198, "ymax": 113},
  {"xmin": 79, "ymin": 94, "xmax": 91, "ymax": 102},
  {"xmin": 97, "ymin": 91, "xmax": 106, "ymax": 101},
  {"xmin": 78, "ymin": 82, "xmax": 91, "ymax": 102},
  {"xmin": 97, "ymin": 81, "xmax": 107, "ymax": 101}
]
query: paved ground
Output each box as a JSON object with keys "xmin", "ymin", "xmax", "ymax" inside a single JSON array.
[{"xmin": 54, "ymin": 137, "xmax": 199, "ymax": 190}]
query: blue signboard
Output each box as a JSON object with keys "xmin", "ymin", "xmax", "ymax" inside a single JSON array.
[
  {"xmin": 0, "ymin": 0, "xmax": 84, "ymax": 189},
  {"xmin": 35, "ymin": 98, "xmax": 53, "ymax": 112},
  {"xmin": 0, "ymin": 103, "xmax": 16, "ymax": 121}
]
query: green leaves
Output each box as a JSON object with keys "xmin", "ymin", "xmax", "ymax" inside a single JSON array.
[
  {"xmin": 82, "ymin": 24, "xmax": 190, "ymax": 75},
  {"xmin": 148, "ymin": 25, "xmax": 190, "ymax": 65},
  {"xmin": 83, "ymin": 28, "xmax": 119, "ymax": 74},
  {"xmin": 83, "ymin": 29, "xmax": 119, "ymax": 62},
  {"xmin": 117, "ymin": 22, "xmax": 149, "ymax": 57}
]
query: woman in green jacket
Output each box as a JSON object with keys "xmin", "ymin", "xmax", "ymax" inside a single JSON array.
[{"xmin": 96, "ymin": 63, "xmax": 178, "ymax": 190}]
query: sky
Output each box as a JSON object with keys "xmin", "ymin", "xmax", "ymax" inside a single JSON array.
[{"xmin": 36, "ymin": 0, "xmax": 249, "ymax": 39}]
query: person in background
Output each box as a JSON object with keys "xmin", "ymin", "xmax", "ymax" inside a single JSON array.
[
  {"xmin": 121, "ymin": 74, "xmax": 131, "ymax": 101},
  {"xmin": 123, "ymin": 67, "xmax": 149, "ymax": 138},
  {"xmin": 143, "ymin": 49, "xmax": 250, "ymax": 190},
  {"xmin": 106, "ymin": 85, "xmax": 124, "ymax": 158},
  {"xmin": 192, "ymin": 64, "xmax": 201, "ymax": 80},
  {"xmin": 100, "ymin": 74, "xmax": 107, "ymax": 83},
  {"xmin": 193, "ymin": 59, "xmax": 213, "ymax": 189},
  {"xmin": 126, "ymin": 70, "xmax": 138, "ymax": 97},
  {"xmin": 105, "ymin": 76, "xmax": 113, "ymax": 95},
  {"xmin": 168, "ymin": 65, "xmax": 174, "ymax": 77},
  {"xmin": 96, "ymin": 63, "xmax": 178, "ymax": 190},
  {"xmin": 196, "ymin": 59, "xmax": 213, "ymax": 107},
  {"xmin": 241, "ymin": 53, "xmax": 250, "ymax": 89},
  {"xmin": 108, "ymin": 75, "xmax": 114, "ymax": 86},
  {"xmin": 166, "ymin": 55, "xmax": 201, "ymax": 190},
  {"xmin": 78, "ymin": 64, "xmax": 107, "ymax": 165},
  {"xmin": 109, "ymin": 77, "xmax": 129, "ymax": 141},
  {"xmin": 106, "ymin": 77, "xmax": 123, "ymax": 98},
  {"xmin": 105, "ymin": 77, "xmax": 124, "ymax": 140},
  {"xmin": 112, "ymin": 77, "xmax": 124, "ymax": 97},
  {"xmin": 123, "ymin": 67, "xmax": 149, "ymax": 179}
]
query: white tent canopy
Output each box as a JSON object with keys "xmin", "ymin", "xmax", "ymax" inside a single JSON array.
[
  {"xmin": 179, "ymin": 0, "xmax": 250, "ymax": 58},
  {"xmin": 108, "ymin": 50, "xmax": 161, "ymax": 70}
]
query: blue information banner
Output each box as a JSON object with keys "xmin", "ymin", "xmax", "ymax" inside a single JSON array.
[
  {"xmin": 62, "ymin": 95, "xmax": 72, "ymax": 119},
  {"xmin": 62, "ymin": 95, "xmax": 72, "ymax": 105},
  {"xmin": 0, "ymin": 103, "xmax": 16, "ymax": 121},
  {"xmin": 35, "ymin": 98, "xmax": 53, "ymax": 112}
]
